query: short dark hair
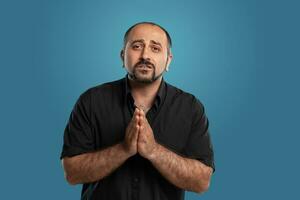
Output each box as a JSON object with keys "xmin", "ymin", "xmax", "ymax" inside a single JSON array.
[{"xmin": 123, "ymin": 22, "xmax": 172, "ymax": 51}]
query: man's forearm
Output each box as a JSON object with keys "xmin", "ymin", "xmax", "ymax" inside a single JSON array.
[
  {"xmin": 148, "ymin": 143, "xmax": 212, "ymax": 193},
  {"xmin": 62, "ymin": 143, "xmax": 131, "ymax": 185}
]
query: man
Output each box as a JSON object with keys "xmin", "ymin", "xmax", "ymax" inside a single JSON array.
[{"xmin": 60, "ymin": 22, "xmax": 215, "ymax": 200}]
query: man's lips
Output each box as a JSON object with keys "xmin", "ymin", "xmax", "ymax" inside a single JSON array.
[{"xmin": 136, "ymin": 64, "xmax": 153, "ymax": 69}]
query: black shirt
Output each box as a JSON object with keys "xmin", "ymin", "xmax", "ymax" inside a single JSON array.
[{"xmin": 60, "ymin": 75, "xmax": 215, "ymax": 200}]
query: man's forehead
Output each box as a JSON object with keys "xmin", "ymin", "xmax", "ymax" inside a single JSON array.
[{"xmin": 127, "ymin": 24, "xmax": 168, "ymax": 44}]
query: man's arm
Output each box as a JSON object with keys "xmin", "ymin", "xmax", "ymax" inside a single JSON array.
[
  {"xmin": 62, "ymin": 108, "xmax": 141, "ymax": 185},
  {"xmin": 62, "ymin": 143, "xmax": 132, "ymax": 185},
  {"xmin": 137, "ymin": 109, "xmax": 213, "ymax": 194},
  {"xmin": 148, "ymin": 143, "xmax": 213, "ymax": 194}
]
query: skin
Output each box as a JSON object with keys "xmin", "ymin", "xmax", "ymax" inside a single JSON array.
[
  {"xmin": 120, "ymin": 24, "xmax": 172, "ymax": 84},
  {"xmin": 120, "ymin": 24, "xmax": 173, "ymax": 110},
  {"xmin": 62, "ymin": 24, "xmax": 213, "ymax": 194}
]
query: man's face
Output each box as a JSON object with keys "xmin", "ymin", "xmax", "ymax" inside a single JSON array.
[{"xmin": 121, "ymin": 24, "xmax": 172, "ymax": 83}]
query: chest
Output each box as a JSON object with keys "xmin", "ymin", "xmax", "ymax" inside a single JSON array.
[{"xmin": 91, "ymin": 100, "xmax": 192, "ymax": 155}]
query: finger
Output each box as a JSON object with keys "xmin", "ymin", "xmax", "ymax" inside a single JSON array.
[
  {"xmin": 131, "ymin": 109, "xmax": 139, "ymax": 124},
  {"xmin": 143, "ymin": 114, "xmax": 150, "ymax": 125},
  {"xmin": 130, "ymin": 113, "xmax": 138, "ymax": 126},
  {"xmin": 139, "ymin": 108, "xmax": 145, "ymax": 117},
  {"xmin": 127, "ymin": 116, "xmax": 138, "ymax": 136},
  {"xmin": 135, "ymin": 115, "xmax": 140, "ymax": 127},
  {"xmin": 136, "ymin": 108, "xmax": 143, "ymax": 121},
  {"xmin": 129, "ymin": 123, "xmax": 139, "ymax": 143},
  {"xmin": 134, "ymin": 124, "xmax": 140, "ymax": 140},
  {"xmin": 134, "ymin": 107, "xmax": 140, "ymax": 117},
  {"xmin": 140, "ymin": 112, "xmax": 147, "ymax": 125},
  {"xmin": 130, "ymin": 108, "xmax": 137, "ymax": 122},
  {"xmin": 140, "ymin": 115, "xmax": 150, "ymax": 132},
  {"xmin": 132, "ymin": 115, "xmax": 141, "ymax": 131},
  {"xmin": 135, "ymin": 107, "xmax": 142, "ymax": 118}
]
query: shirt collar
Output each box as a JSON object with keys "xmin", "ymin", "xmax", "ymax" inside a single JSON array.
[{"xmin": 124, "ymin": 74, "xmax": 166, "ymax": 109}]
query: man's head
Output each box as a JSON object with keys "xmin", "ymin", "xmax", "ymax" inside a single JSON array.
[{"xmin": 120, "ymin": 22, "xmax": 173, "ymax": 83}]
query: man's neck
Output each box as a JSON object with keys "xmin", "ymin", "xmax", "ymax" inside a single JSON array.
[{"xmin": 128, "ymin": 76, "xmax": 162, "ymax": 110}]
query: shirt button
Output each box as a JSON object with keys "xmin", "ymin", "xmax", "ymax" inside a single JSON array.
[{"xmin": 134, "ymin": 177, "xmax": 139, "ymax": 183}]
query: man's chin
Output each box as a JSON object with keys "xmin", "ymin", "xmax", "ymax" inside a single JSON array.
[
  {"xmin": 130, "ymin": 70, "xmax": 165, "ymax": 83},
  {"xmin": 132, "ymin": 73, "xmax": 155, "ymax": 83},
  {"xmin": 135, "ymin": 77, "xmax": 154, "ymax": 83}
]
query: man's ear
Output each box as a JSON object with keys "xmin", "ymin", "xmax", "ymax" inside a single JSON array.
[
  {"xmin": 166, "ymin": 52, "xmax": 173, "ymax": 71},
  {"xmin": 120, "ymin": 50, "xmax": 124, "ymax": 60},
  {"xmin": 120, "ymin": 50, "xmax": 124, "ymax": 67}
]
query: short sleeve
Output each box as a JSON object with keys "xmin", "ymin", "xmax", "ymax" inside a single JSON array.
[
  {"xmin": 60, "ymin": 90, "xmax": 95, "ymax": 159},
  {"xmin": 184, "ymin": 97, "xmax": 215, "ymax": 172}
]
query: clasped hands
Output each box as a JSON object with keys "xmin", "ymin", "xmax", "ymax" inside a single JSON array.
[{"xmin": 123, "ymin": 107, "xmax": 158, "ymax": 160}]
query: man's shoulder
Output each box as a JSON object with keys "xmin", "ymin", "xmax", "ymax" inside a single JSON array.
[
  {"xmin": 165, "ymin": 82, "xmax": 205, "ymax": 111},
  {"xmin": 78, "ymin": 77, "xmax": 125, "ymax": 101},
  {"xmin": 166, "ymin": 82, "xmax": 198, "ymax": 101},
  {"xmin": 85, "ymin": 77, "xmax": 124, "ymax": 94}
]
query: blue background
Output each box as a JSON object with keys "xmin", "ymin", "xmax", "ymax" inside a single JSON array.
[{"xmin": 1, "ymin": 0, "xmax": 299, "ymax": 199}]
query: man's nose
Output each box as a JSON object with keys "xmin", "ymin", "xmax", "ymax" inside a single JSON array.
[{"xmin": 141, "ymin": 46, "xmax": 151, "ymax": 60}]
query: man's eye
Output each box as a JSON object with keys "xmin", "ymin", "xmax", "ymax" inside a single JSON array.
[
  {"xmin": 132, "ymin": 44, "xmax": 142, "ymax": 49},
  {"xmin": 152, "ymin": 46, "xmax": 161, "ymax": 52}
]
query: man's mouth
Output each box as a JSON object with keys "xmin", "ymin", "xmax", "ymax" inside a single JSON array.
[{"xmin": 137, "ymin": 64, "xmax": 153, "ymax": 69}]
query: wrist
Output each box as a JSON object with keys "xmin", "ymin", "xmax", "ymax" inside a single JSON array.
[
  {"xmin": 119, "ymin": 142, "xmax": 135, "ymax": 158},
  {"xmin": 148, "ymin": 142, "xmax": 160, "ymax": 161}
]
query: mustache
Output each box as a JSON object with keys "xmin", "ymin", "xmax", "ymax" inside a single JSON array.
[{"xmin": 134, "ymin": 59, "xmax": 155, "ymax": 69}]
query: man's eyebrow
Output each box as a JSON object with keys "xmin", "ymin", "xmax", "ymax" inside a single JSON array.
[
  {"xmin": 131, "ymin": 39, "xmax": 145, "ymax": 44},
  {"xmin": 150, "ymin": 40, "xmax": 162, "ymax": 47},
  {"xmin": 130, "ymin": 39, "xmax": 162, "ymax": 47}
]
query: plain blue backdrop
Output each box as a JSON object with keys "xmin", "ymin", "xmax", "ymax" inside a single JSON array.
[{"xmin": 1, "ymin": 0, "xmax": 299, "ymax": 199}]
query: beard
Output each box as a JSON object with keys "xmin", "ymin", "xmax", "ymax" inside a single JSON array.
[{"xmin": 128, "ymin": 59, "xmax": 163, "ymax": 83}]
